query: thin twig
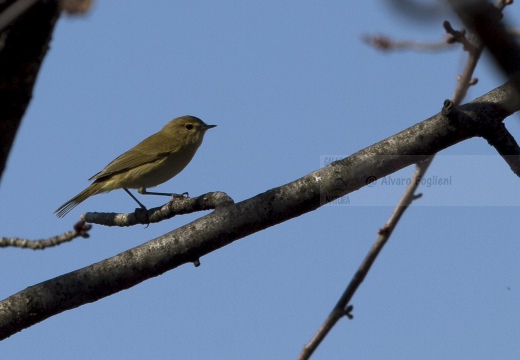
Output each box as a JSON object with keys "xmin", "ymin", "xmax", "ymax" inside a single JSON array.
[
  {"xmin": 298, "ymin": 160, "xmax": 430, "ymax": 359},
  {"xmin": 0, "ymin": 220, "xmax": 91, "ymax": 249},
  {"xmin": 444, "ymin": 20, "xmax": 484, "ymax": 104},
  {"xmin": 362, "ymin": 34, "xmax": 453, "ymax": 52},
  {"xmin": 299, "ymin": 17, "xmax": 486, "ymax": 360}
]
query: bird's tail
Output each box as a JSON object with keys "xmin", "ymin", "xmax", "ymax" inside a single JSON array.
[{"xmin": 54, "ymin": 182, "xmax": 104, "ymax": 218}]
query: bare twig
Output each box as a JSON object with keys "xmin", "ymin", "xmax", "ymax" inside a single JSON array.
[
  {"xmin": 443, "ymin": 20, "xmax": 485, "ymax": 104},
  {"xmin": 82, "ymin": 192, "xmax": 234, "ymax": 227},
  {"xmin": 299, "ymin": 16, "xmax": 487, "ymax": 360},
  {"xmin": 0, "ymin": 221, "xmax": 91, "ymax": 250},
  {"xmin": 362, "ymin": 34, "xmax": 453, "ymax": 52},
  {"xmin": 298, "ymin": 158, "xmax": 431, "ymax": 360}
]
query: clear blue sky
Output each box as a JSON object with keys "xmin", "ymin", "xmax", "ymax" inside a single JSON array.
[{"xmin": 2, "ymin": 1, "xmax": 520, "ymax": 359}]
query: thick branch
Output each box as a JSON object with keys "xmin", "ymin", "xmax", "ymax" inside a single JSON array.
[
  {"xmin": 0, "ymin": 0, "xmax": 60, "ymax": 182},
  {"xmin": 0, "ymin": 81, "xmax": 518, "ymax": 339}
]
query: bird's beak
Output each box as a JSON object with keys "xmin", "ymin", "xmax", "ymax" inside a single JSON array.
[{"xmin": 204, "ymin": 124, "xmax": 217, "ymax": 130}]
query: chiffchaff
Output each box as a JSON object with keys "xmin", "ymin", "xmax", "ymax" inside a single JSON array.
[{"xmin": 55, "ymin": 115, "xmax": 216, "ymax": 218}]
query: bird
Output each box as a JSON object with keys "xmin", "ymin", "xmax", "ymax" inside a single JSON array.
[{"xmin": 55, "ymin": 115, "xmax": 216, "ymax": 217}]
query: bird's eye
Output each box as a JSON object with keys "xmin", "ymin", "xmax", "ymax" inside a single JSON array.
[{"xmin": 185, "ymin": 124, "xmax": 194, "ymax": 130}]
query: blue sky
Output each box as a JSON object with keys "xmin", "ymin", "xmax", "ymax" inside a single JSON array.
[{"xmin": 1, "ymin": 1, "xmax": 520, "ymax": 359}]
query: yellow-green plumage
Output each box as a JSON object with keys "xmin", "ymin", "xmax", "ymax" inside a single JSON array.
[
  {"xmin": 55, "ymin": 115, "xmax": 215, "ymax": 218},
  {"xmin": 54, "ymin": 182, "xmax": 104, "ymax": 218}
]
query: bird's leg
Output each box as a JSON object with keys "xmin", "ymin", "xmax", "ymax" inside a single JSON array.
[
  {"xmin": 138, "ymin": 187, "xmax": 188, "ymax": 199},
  {"xmin": 124, "ymin": 187, "xmax": 150, "ymax": 226},
  {"xmin": 123, "ymin": 187, "xmax": 148, "ymax": 211}
]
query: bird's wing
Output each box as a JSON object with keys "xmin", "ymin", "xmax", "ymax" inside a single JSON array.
[{"xmin": 89, "ymin": 132, "xmax": 182, "ymax": 181}]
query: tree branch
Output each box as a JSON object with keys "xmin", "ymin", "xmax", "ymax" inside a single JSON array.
[
  {"xmin": 0, "ymin": 0, "xmax": 61, "ymax": 182},
  {"xmin": 0, "ymin": 81, "xmax": 518, "ymax": 339},
  {"xmin": 0, "ymin": 221, "xmax": 91, "ymax": 250},
  {"xmin": 82, "ymin": 192, "xmax": 234, "ymax": 227},
  {"xmin": 362, "ymin": 34, "xmax": 454, "ymax": 52},
  {"xmin": 481, "ymin": 121, "xmax": 520, "ymax": 176},
  {"xmin": 299, "ymin": 18, "xmax": 486, "ymax": 355}
]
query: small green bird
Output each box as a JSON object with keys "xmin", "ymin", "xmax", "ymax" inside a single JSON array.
[{"xmin": 55, "ymin": 115, "xmax": 216, "ymax": 217}]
